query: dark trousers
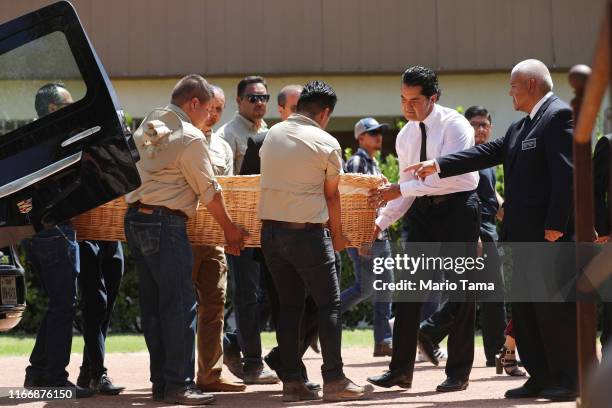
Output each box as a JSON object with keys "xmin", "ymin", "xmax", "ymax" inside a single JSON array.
[
  {"xmin": 78, "ymin": 240, "xmax": 124, "ymax": 381},
  {"xmin": 390, "ymin": 191, "xmax": 479, "ymax": 382},
  {"xmin": 227, "ymin": 248, "xmax": 264, "ymax": 370},
  {"xmin": 263, "ymin": 251, "xmax": 341, "ymax": 380},
  {"xmin": 261, "ymin": 225, "xmax": 344, "ymax": 383},
  {"xmin": 124, "ymin": 208, "xmax": 196, "ymax": 391},
  {"xmin": 22, "ymin": 224, "xmax": 79, "ymax": 386}
]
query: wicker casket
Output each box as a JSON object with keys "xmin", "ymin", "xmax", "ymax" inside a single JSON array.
[{"xmin": 72, "ymin": 174, "xmax": 383, "ymax": 248}]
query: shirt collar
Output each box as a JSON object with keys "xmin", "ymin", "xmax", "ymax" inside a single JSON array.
[
  {"xmin": 420, "ymin": 103, "xmax": 440, "ymax": 130},
  {"xmin": 529, "ymin": 91, "xmax": 554, "ymax": 119},
  {"xmin": 203, "ymin": 129, "xmax": 212, "ymax": 144},
  {"xmin": 234, "ymin": 112, "xmax": 267, "ymax": 132},
  {"xmin": 166, "ymin": 104, "xmax": 192, "ymax": 124},
  {"xmin": 356, "ymin": 147, "xmax": 374, "ymax": 161},
  {"xmin": 288, "ymin": 113, "xmax": 322, "ymax": 129}
]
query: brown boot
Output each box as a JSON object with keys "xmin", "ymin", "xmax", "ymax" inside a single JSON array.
[
  {"xmin": 282, "ymin": 380, "xmax": 321, "ymax": 402},
  {"xmin": 373, "ymin": 342, "xmax": 393, "ymax": 357},
  {"xmin": 198, "ymin": 377, "xmax": 247, "ymax": 392},
  {"xmin": 323, "ymin": 377, "xmax": 374, "ymax": 401}
]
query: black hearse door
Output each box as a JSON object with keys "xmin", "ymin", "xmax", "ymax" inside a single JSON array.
[{"xmin": 0, "ymin": 1, "xmax": 141, "ymax": 247}]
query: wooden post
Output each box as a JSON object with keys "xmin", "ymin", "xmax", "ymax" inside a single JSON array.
[{"xmin": 569, "ymin": 3, "xmax": 611, "ymax": 406}]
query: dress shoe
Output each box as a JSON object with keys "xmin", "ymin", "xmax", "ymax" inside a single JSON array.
[
  {"xmin": 242, "ymin": 366, "xmax": 279, "ymax": 384},
  {"xmin": 164, "ymin": 385, "xmax": 215, "ymax": 405},
  {"xmin": 61, "ymin": 381, "xmax": 95, "ymax": 398},
  {"xmin": 91, "ymin": 374, "xmax": 125, "ymax": 395},
  {"xmin": 417, "ymin": 331, "xmax": 439, "ymax": 366},
  {"xmin": 23, "ymin": 375, "xmax": 44, "ymax": 388},
  {"xmin": 436, "ymin": 377, "xmax": 469, "ymax": 392},
  {"xmin": 223, "ymin": 344, "xmax": 245, "ymax": 380},
  {"xmin": 367, "ymin": 370, "xmax": 412, "ymax": 389},
  {"xmin": 305, "ymin": 381, "xmax": 321, "ymax": 391},
  {"xmin": 323, "ymin": 377, "xmax": 374, "ymax": 401},
  {"xmin": 282, "ymin": 380, "xmax": 321, "ymax": 402},
  {"xmin": 373, "ymin": 342, "xmax": 393, "ymax": 357},
  {"xmin": 504, "ymin": 384, "xmax": 541, "ymax": 399},
  {"xmin": 539, "ymin": 385, "xmax": 578, "ymax": 402},
  {"xmin": 198, "ymin": 377, "xmax": 247, "ymax": 392}
]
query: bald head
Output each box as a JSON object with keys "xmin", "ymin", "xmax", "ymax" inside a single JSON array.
[
  {"xmin": 511, "ymin": 59, "xmax": 554, "ymax": 93},
  {"xmin": 278, "ymin": 84, "xmax": 303, "ymax": 121},
  {"xmin": 509, "ymin": 59, "xmax": 554, "ymax": 114}
]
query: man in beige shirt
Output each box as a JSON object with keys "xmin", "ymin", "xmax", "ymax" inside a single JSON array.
[
  {"xmin": 259, "ymin": 80, "xmax": 373, "ymax": 402},
  {"xmin": 190, "ymin": 85, "xmax": 245, "ymax": 393},
  {"xmin": 216, "ymin": 76, "xmax": 278, "ymax": 385},
  {"xmin": 124, "ymin": 75, "xmax": 246, "ymax": 406}
]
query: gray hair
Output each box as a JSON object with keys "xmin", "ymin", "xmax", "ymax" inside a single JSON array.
[
  {"xmin": 511, "ymin": 59, "xmax": 554, "ymax": 93},
  {"xmin": 210, "ymin": 84, "xmax": 225, "ymax": 99}
]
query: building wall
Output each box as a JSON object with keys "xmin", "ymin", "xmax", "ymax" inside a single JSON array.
[{"xmin": 1, "ymin": 0, "xmax": 605, "ymax": 76}]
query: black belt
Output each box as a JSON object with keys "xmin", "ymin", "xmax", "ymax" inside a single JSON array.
[
  {"xmin": 129, "ymin": 201, "xmax": 187, "ymax": 219},
  {"xmin": 419, "ymin": 190, "xmax": 475, "ymax": 205},
  {"xmin": 262, "ymin": 220, "xmax": 324, "ymax": 230}
]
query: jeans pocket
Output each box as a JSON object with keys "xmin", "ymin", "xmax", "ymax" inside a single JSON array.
[{"xmin": 129, "ymin": 221, "xmax": 162, "ymax": 257}]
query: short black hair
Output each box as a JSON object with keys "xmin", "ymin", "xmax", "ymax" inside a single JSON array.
[
  {"xmin": 464, "ymin": 105, "xmax": 492, "ymax": 123},
  {"xmin": 402, "ymin": 66, "xmax": 440, "ymax": 99},
  {"xmin": 34, "ymin": 83, "xmax": 68, "ymax": 117},
  {"xmin": 296, "ymin": 80, "xmax": 337, "ymax": 116},
  {"xmin": 171, "ymin": 74, "xmax": 213, "ymax": 106},
  {"xmin": 237, "ymin": 76, "xmax": 267, "ymax": 97}
]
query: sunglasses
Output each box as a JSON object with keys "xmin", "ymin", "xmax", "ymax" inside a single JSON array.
[{"xmin": 244, "ymin": 94, "xmax": 270, "ymax": 103}]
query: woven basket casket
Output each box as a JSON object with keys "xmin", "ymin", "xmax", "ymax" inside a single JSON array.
[{"xmin": 72, "ymin": 174, "xmax": 383, "ymax": 248}]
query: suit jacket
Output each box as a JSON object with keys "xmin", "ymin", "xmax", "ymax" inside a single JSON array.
[
  {"xmin": 437, "ymin": 95, "xmax": 574, "ymax": 242},
  {"xmin": 239, "ymin": 133, "xmax": 266, "ymax": 175},
  {"xmin": 594, "ymin": 133, "xmax": 612, "ymax": 236}
]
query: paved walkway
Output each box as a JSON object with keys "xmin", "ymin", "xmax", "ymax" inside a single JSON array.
[{"xmin": 0, "ymin": 346, "xmax": 574, "ymax": 407}]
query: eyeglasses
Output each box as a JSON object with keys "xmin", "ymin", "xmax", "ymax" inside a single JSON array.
[
  {"xmin": 243, "ymin": 94, "xmax": 270, "ymax": 104},
  {"xmin": 470, "ymin": 121, "xmax": 491, "ymax": 130}
]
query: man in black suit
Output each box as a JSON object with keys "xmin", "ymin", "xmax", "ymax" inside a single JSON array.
[
  {"xmin": 407, "ymin": 59, "xmax": 577, "ymax": 402},
  {"xmin": 593, "ymin": 132, "xmax": 612, "ymax": 354}
]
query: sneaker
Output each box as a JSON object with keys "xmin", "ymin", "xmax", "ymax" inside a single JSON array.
[
  {"xmin": 164, "ymin": 385, "xmax": 215, "ymax": 405},
  {"xmin": 434, "ymin": 346, "xmax": 447, "ymax": 361},
  {"xmin": 242, "ymin": 366, "xmax": 279, "ymax": 385},
  {"xmin": 323, "ymin": 377, "xmax": 374, "ymax": 401},
  {"xmin": 91, "ymin": 374, "xmax": 125, "ymax": 395},
  {"xmin": 416, "ymin": 349, "xmax": 426, "ymax": 362}
]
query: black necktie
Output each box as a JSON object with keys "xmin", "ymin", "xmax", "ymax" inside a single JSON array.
[{"xmin": 419, "ymin": 122, "xmax": 427, "ymax": 162}]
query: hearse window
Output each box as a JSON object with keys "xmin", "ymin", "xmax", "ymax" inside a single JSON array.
[{"xmin": 0, "ymin": 30, "xmax": 87, "ymax": 136}]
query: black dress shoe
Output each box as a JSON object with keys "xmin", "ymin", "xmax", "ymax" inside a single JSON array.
[
  {"xmin": 417, "ymin": 331, "xmax": 439, "ymax": 366},
  {"xmin": 92, "ymin": 374, "xmax": 125, "ymax": 395},
  {"xmin": 62, "ymin": 381, "xmax": 95, "ymax": 398},
  {"xmin": 367, "ymin": 370, "xmax": 412, "ymax": 389},
  {"xmin": 504, "ymin": 385, "xmax": 541, "ymax": 399},
  {"xmin": 23, "ymin": 375, "xmax": 44, "ymax": 388},
  {"xmin": 305, "ymin": 381, "xmax": 321, "ymax": 392},
  {"xmin": 539, "ymin": 385, "xmax": 578, "ymax": 402},
  {"xmin": 436, "ymin": 377, "xmax": 468, "ymax": 392}
]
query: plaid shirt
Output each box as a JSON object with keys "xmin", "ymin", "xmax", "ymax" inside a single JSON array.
[{"xmin": 347, "ymin": 148, "xmax": 388, "ymax": 240}]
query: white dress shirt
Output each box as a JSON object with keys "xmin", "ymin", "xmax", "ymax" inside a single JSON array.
[
  {"xmin": 376, "ymin": 103, "xmax": 479, "ymax": 231},
  {"xmin": 529, "ymin": 91, "xmax": 553, "ymax": 119}
]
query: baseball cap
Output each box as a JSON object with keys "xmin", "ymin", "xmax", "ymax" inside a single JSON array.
[{"xmin": 354, "ymin": 117, "xmax": 390, "ymax": 139}]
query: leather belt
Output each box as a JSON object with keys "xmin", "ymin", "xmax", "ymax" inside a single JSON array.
[
  {"xmin": 421, "ymin": 190, "xmax": 475, "ymax": 205},
  {"xmin": 129, "ymin": 201, "xmax": 187, "ymax": 219},
  {"xmin": 262, "ymin": 220, "xmax": 324, "ymax": 230}
]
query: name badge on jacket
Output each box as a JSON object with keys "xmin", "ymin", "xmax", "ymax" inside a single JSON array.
[{"xmin": 522, "ymin": 139, "xmax": 536, "ymax": 151}]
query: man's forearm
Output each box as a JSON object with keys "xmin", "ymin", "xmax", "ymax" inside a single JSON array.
[
  {"xmin": 204, "ymin": 192, "xmax": 234, "ymax": 230},
  {"xmin": 326, "ymin": 190, "xmax": 343, "ymax": 238}
]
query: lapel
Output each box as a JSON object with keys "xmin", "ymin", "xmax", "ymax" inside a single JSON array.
[{"xmin": 506, "ymin": 95, "xmax": 557, "ymax": 176}]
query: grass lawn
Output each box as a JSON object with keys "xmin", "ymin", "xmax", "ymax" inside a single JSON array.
[{"xmin": 0, "ymin": 330, "xmax": 484, "ymax": 357}]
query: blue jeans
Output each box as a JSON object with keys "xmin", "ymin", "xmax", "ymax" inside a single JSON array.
[
  {"xmin": 341, "ymin": 241, "xmax": 393, "ymax": 344},
  {"xmin": 227, "ymin": 248, "xmax": 264, "ymax": 369},
  {"xmin": 78, "ymin": 240, "xmax": 124, "ymax": 380},
  {"xmin": 22, "ymin": 224, "xmax": 79, "ymax": 386},
  {"xmin": 261, "ymin": 225, "xmax": 344, "ymax": 383},
  {"xmin": 124, "ymin": 208, "xmax": 196, "ymax": 391}
]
